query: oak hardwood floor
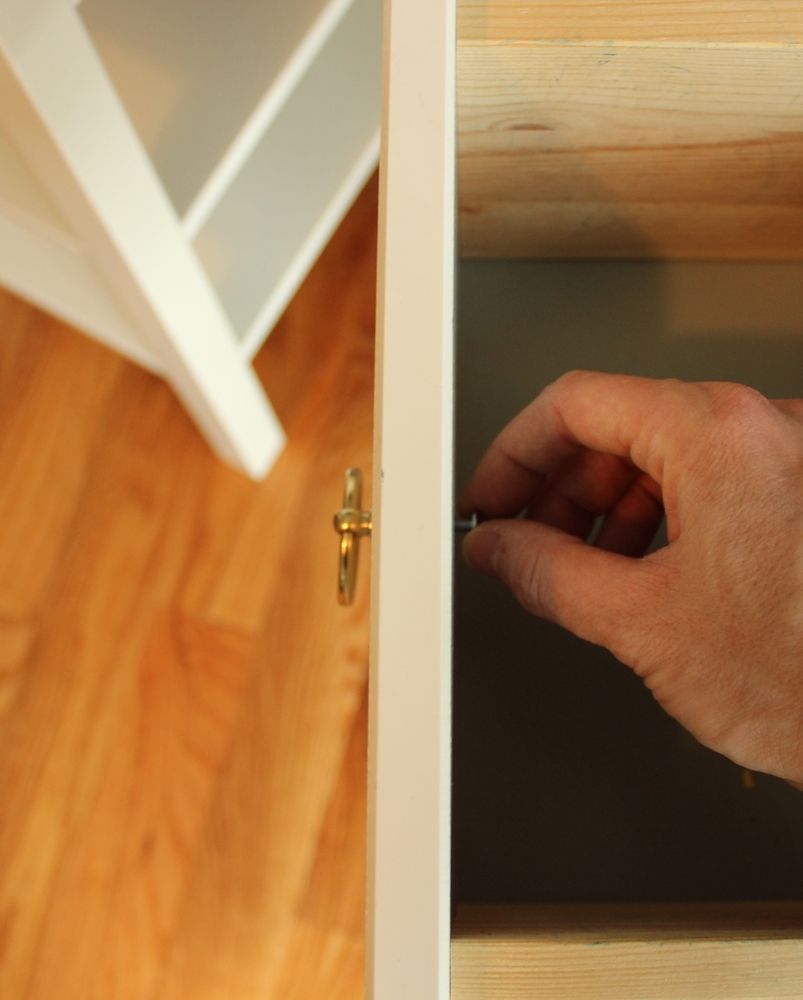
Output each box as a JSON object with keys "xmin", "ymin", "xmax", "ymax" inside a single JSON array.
[{"xmin": 0, "ymin": 178, "xmax": 377, "ymax": 1000}]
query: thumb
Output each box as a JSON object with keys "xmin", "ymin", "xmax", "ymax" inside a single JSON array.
[{"xmin": 463, "ymin": 519, "xmax": 655, "ymax": 652}]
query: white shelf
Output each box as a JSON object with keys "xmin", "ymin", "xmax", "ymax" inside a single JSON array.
[
  {"xmin": 0, "ymin": 124, "xmax": 75, "ymax": 249},
  {"xmin": 0, "ymin": 0, "xmax": 380, "ymax": 478},
  {"xmin": 238, "ymin": 132, "xmax": 379, "ymax": 362},
  {"xmin": 0, "ymin": 124, "xmax": 158, "ymax": 369},
  {"xmin": 0, "ymin": 206, "xmax": 160, "ymax": 372},
  {"xmin": 192, "ymin": 0, "xmax": 381, "ymax": 353},
  {"xmin": 79, "ymin": 0, "xmax": 335, "ymax": 223}
]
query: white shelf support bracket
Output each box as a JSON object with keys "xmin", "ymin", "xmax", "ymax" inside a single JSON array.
[{"xmin": 0, "ymin": 0, "xmax": 285, "ymax": 478}]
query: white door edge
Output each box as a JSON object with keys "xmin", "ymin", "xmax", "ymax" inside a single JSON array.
[{"xmin": 367, "ymin": 0, "xmax": 456, "ymax": 996}]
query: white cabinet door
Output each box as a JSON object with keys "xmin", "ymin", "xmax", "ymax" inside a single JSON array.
[{"xmin": 367, "ymin": 0, "xmax": 455, "ymax": 997}]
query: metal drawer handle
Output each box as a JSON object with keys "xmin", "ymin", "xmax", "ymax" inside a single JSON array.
[{"xmin": 333, "ymin": 468, "xmax": 372, "ymax": 606}]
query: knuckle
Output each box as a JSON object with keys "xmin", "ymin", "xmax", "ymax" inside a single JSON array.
[
  {"xmin": 705, "ymin": 383, "xmax": 773, "ymax": 429},
  {"xmin": 690, "ymin": 384, "xmax": 785, "ymax": 470}
]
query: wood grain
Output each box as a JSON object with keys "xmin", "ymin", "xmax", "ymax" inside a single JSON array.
[
  {"xmin": 452, "ymin": 903, "xmax": 803, "ymax": 999},
  {"xmin": 458, "ymin": 1, "xmax": 803, "ymax": 44},
  {"xmin": 0, "ymin": 176, "xmax": 377, "ymax": 1000},
  {"xmin": 457, "ymin": 4, "xmax": 803, "ymax": 259},
  {"xmin": 0, "ymin": 291, "xmax": 122, "ymax": 717},
  {"xmin": 269, "ymin": 685, "xmax": 368, "ymax": 999}
]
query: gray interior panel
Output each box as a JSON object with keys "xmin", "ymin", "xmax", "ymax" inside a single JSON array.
[{"xmin": 453, "ymin": 260, "xmax": 803, "ymax": 903}]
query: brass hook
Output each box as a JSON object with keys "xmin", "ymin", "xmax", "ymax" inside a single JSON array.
[
  {"xmin": 333, "ymin": 468, "xmax": 372, "ymax": 606},
  {"xmin": 333, "ymin": 468, "xmax": 478, "ymax": 605}
]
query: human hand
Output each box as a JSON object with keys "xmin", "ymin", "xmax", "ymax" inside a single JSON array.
[{"xmin": 461, "ymin": 372, "xmax": 803, "ymax": 784}]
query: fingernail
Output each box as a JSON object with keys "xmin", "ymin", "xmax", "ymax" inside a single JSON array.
[{"xmin": 462, "ymin": 527, "xmax": 500, "ymax": 574}]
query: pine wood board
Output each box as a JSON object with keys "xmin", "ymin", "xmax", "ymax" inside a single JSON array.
[
  {"xmin": 457, "ymin": 1, "xmax": 803, "ymax": 45},
  {"xmin": 452, "ymin": 903, "xmax": 803, "ymax": 999},
  {"xmin": 457, "ymin": 8, "xmax": 803, "ymax": 258}
]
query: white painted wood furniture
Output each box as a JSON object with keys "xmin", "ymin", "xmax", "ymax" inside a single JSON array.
[
  {"xmin": 0, "ymin": 0, "xmax": 381, "ymax": 477},
  {"xmin": 368, "ymin": 2, "xmax": 803, "ymax": 997}
]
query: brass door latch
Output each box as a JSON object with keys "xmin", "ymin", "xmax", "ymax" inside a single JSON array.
[
  {"xmin": 333, "ymin": 468, "xmax": 372, "ymax": 606},
  {"xmin": 333, "ymin": 468, "xmax": 478, "ymax": 606}
]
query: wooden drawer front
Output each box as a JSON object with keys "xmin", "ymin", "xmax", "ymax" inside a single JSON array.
[{"xmin": 458, "ymin": 1, "xmax": 803, "ymax": 259}]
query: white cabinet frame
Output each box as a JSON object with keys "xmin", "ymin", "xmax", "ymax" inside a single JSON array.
[{"xmin": 368, "ymin": 0, "xmax": 456, "ymax": 996}]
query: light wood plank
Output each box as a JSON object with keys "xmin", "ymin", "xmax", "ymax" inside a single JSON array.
[
  {"xmin": 296, "ymin": 682, "xmax": 368, "ymax": 941},
  {"xmin": 457, "ymin": 12, "xmax": 803, "ymax": 258},
  {"xmin": 269, "ymin": 684, "xmax": 368, "ymax": 999},
  {"xmin": 453, "ymin": 903, "xmax": 803, "ymax": 1000},
  {"xmin": 20, "ymin": 612, "xmax": 254, "ymax": 1000},
  {"xmin": 458, "ymin": 1, "xmax": 803, "ymax": 45},
  {"xmin": 0, "ymin": 292, "xmax": 122, "ymax": 720},
  {"xmin": 270, "ymin": 927, "xmax": 365, "ymax": 1000},
  {"xmin": 0, "ymin": 294, "xmax": 121, "ymax": 620},
  {"xmin": 151, "ymin": 179, "xmax": 377, "ymax": 1000},
  {"xmin": 0, "ymin": 177, "xmax": 376, "ymax": 1000},
  {"xmin": 0, "ymin": 367, "xmax": 216, "ymax": 999}
]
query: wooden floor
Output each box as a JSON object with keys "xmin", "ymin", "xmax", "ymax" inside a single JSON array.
[{"xmin": 0, "ymin": 178, "xmax": 376, "ymax": 1000}]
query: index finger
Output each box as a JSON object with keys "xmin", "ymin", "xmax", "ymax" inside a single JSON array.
[{"xmin": 460, "ymin": 371, "xmax": 699, "ymax": 519}]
